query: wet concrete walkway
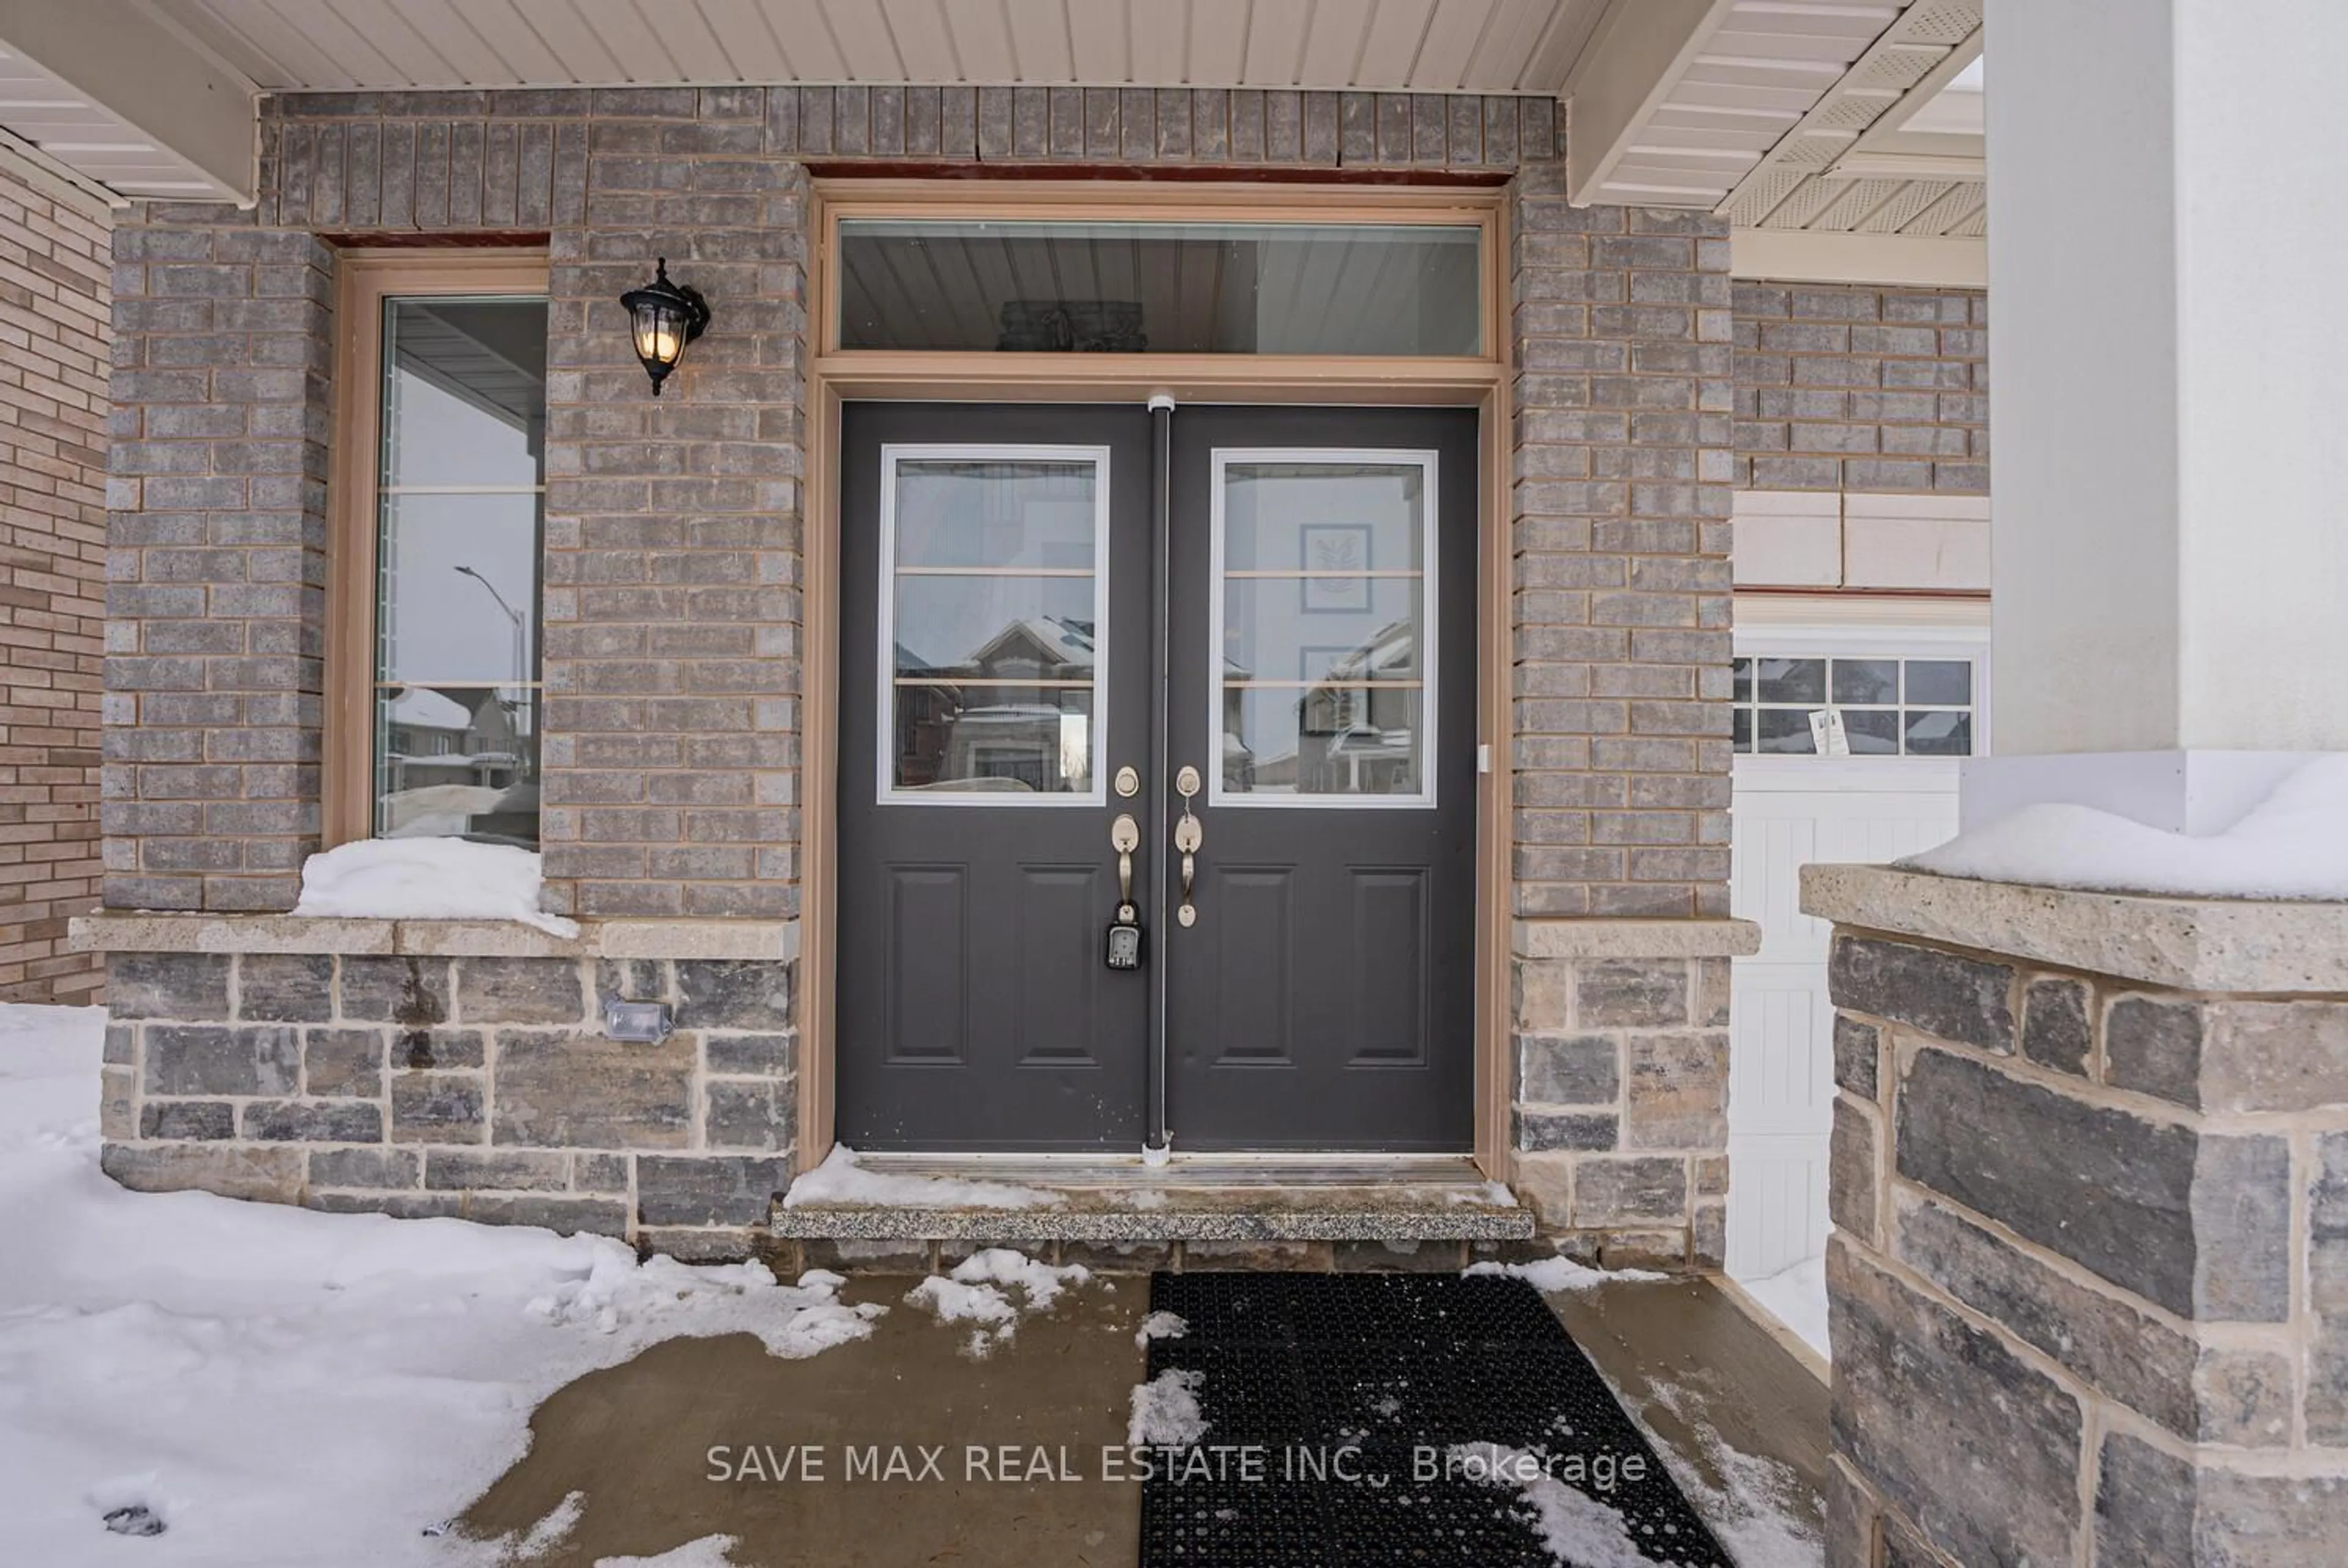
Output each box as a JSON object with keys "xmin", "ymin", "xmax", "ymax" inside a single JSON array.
[{"xmin": 459, "ymin": 1271, "xmax": 1826, "ymax": 1566}]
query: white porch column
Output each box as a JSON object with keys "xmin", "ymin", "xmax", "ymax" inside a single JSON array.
[{"xmin": 1972, "ymin": 0, "xmax": 2348, "ymax": 830}]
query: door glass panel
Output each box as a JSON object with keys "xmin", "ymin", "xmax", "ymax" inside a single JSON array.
[
  {"xmin": 1213, "ymin": 455, "xmax": 1434, "ymax": 805},
  {"xmin": 880, "ymin": 452, "xmax": 1106, "ymax": 800},
  {"xmin": 838, "ymin": 221, "xmax": 1483, "ymax": 356}
]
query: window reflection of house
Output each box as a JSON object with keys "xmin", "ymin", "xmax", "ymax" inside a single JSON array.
[
  {"xmin": 378, "ymin": 685, "xmax": 534, "ymax": 841},
  {"xmin": 1297, "ymin": 618, "xmax": 1417, "ymax": 795},
  {"xmin": 896, "ymin": 616, "xmax": 1096, "ymax": 793}
]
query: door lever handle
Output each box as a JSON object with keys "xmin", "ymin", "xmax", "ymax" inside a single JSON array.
[
  {"xmin": 1173, "ymin": 766, "xmax": 1203, "ymax": 926},
  {"xmin": 1110, "ymin": 813, "xmax": 1140, "ymax": 916}
]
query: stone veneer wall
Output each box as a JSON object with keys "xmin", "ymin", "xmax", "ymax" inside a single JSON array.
[
  {"xmin": 0, "ymin": 162, "xmax": 107, "ymax": 999},
  {"xmin": 1508, "ymin": 937, "xmax": 1736, "ymax": 1270},
  {"xmin": 1810, "ymin": 867, "xmax": 2348, "ymax": 1566},
  {"xmin": 1731, "ymin": 281, "xmax": 1988, "ymax": 495},
  {"xmin": 100, "ymin": 940, "xmax": 794, "ymax": 1257}
]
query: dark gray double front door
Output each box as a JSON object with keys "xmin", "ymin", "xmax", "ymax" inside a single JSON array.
[{"xmin": 837, "ymin": 402, "xmax": 1474, "ymax": 1152}]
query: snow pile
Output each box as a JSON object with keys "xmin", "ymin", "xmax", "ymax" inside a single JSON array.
[
  {"xmin": 1464, "ymin": 1256, "xmax": 1668, "ymax": 1292},
  {"xmin": 903, "ymin": 1247, "xmax": 1091, "ymax": 1356},
  {"xmin": 1135, "ymin": 1309, "xmax": 1189, "ymax": 1349},
  {"xmin": 1128, "ymin": 1368, "xmax": 1211, "ymax": 1448},
  {"xmin": 0, "ymin": 1006, "xmax": 875, "ymax": 1567},
  {"xmin": 591, "ymin": 1539, "xmax": 741, "ymax": 1568},
  {"xmin": 1741, "ymin": 1254, "xmax": 1829, "ymax": 1363},
  {"xmin": 1899, "ymin": 754, "xmax": 2348, "ymax": 901},
  {"xmin": 781, "ymin": 1144, "xmax": 1061, "ymax": 1210},
  {"xmin": 1449, "ymin": 1444, "xmax": 1653, "ymax": 1568},
  {"xmin": 290, "ymin": 836, "xmax": 580, "ymax": 937}
]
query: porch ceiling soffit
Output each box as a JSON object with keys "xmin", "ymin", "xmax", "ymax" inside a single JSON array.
[
  {"xmin": 1567, "ymin": 0, "xmax": 1985, "ymax": 245},
  {"xmin": 0, "ymin": 0, "xmax": 258, "ymax": 204},
  {"xmin": 148, "ymin": 0, "xmax": 1609, "ymax": 96}
]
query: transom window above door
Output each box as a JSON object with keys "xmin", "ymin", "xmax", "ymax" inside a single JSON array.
[
  {"xmin": 876, "ymin": 446, "xmax": 1109, "ymax": 804},
  {"xmin": 835, "ymin": 219, "xmax": 1483, "ymax": 356},
  {"xmin": 1732, "ymin": 654, "xmax": 1977, "ymax": 757}
]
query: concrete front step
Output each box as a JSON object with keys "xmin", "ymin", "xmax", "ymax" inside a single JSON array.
[{"xmin": 770, "ymin": 1155, "xmax": 1535, "ymax": 1244}]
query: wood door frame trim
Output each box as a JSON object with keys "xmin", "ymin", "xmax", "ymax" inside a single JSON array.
[
  {"xmin": 797, "ymin": 180, "xmax": 1513, "ymax": 1180},
  {"xmin": 323, "ymin": 248, "xmax": 552, "ymax": 850}
]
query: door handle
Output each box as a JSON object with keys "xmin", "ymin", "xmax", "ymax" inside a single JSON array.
[
  {"xmin": 1110, "ymin": 812, "xmax": 1140, "ymax": 916},
  {"xmin": 1173, "ymin": 765, "xmax": 1203, "ymax": 926}
]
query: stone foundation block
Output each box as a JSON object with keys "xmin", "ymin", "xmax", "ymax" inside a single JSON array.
[{"xmin": 103, "ymin": 1140, "xmax": 303, "ymax": 1202}]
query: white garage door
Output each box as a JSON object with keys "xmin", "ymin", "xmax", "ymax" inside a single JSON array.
[{"xmin": 1725, "ymin": 630, "xmax": 1986, "ymax": 1283}]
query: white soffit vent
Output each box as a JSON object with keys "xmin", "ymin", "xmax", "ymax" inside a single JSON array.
[
  {"xmin": 1571, "ymin": 0, "xmax": 1911, "ymax": 210},
  {"xmin": 1716, "ymin": 0, "xmax": 1984, "ymax": 238},
  {"xmin": 149, "ymin": 0, "xmax": 1613, "ymax": 95}
]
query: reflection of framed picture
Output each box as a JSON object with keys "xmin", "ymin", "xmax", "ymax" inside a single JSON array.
[
  {"xmin": 1299, "ymin": 522, "xmax": 1373, "ymax": 613},
  {"xmin": 1296, "ymin": 645, "xmax": 1353, "ymax": 684}
]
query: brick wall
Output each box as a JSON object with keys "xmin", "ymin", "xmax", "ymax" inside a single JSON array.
[
  {"xmin": 0, "ymin": 163, "xmax": 106, "ymax": 998},
  {"xmin": 104, "ymin": 218, "xmax": 332, "ymax": 912},
  {"xmin": 1731, "ymin": 281, "xmax": 1988, "ymax": 493},
  {"xmin": 103, "ymin": 85, "xmax": 1556, "ymax": 916},
  {"xmin": 1507, "ymin": 161, "xmax": 1735, "ymax": 922}
]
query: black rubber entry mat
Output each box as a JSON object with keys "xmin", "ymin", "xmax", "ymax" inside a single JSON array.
[{"xmin": 1137, "ymin": 1272, "xmax": 1733, "ymax": 1567}]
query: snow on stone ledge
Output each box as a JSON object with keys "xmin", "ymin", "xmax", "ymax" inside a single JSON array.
[
  {"xmin": 1900, "ymin": 754, "xmax": 2348, "ymax": 902},
  {"xmin": 290, "ymin": 837, "xmax": 579, "ymax": 938},
  {"xmin": 780, "ymin": 1144, "xmax": 1062, "ymax": 1210}
]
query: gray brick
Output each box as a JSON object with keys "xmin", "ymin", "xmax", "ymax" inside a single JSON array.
[
  {"xmin": 146, "ymin": 1024, "xmax": 299, "ymax": 1097},
  {"xmin": 309, "ymin": 1146, "xmax": 419, "ymax": 1189},
  {"xmin": 637, "ymin": 1155, "xmax": 790, "ymax": 1226},
  {"xmin": 426, "ymin": 1149, "xmax": 570, "ymax": 1191},
  {"xmin": 1830, "ymin": 936, "xmax": 2014, "ymax": 1053},
  {"xmin": 454, "ymin": 957, "xmax": 588, "ymax": 1025},
  {"xmin": 390, "ymin": 1072, "xmax": 485, "ymax": 1143},
  {"xmin": 141, "ymin": 1100, "xmax": 235, "ymax": 1139},
  {"xmin": 238, "ymin": 952, "xmax": 332, "ymax": 1021},
  {"xmin": 243, "ymin": 1099, "xmax": 383, "ymax": 1141}
]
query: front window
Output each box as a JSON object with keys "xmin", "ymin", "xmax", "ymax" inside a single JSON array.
[{"xmin": 371, "ymin": 295, "xmax": 547, "ymax": 845}]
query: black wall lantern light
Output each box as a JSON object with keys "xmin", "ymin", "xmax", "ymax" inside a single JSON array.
[{"xmin": 619, "ymin": 258, "xmax": 709, "ymax": 396}]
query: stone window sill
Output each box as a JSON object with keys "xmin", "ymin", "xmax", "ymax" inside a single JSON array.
[{"xmin": 69, "ymin": 913, "xmax": 797, "ymax": 963}]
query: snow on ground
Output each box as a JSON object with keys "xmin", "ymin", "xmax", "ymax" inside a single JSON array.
[
  {"xmin": 1464, "ymin": 1256, "xmax": 1667, "ymax": 1292},
  {"xmin": 290, "ymin": 837, "xmax": 580, "ymax": 937},
  {"xmin": 1128, "ymin": 1368, "xmax": 1210, "ymax": 1448},
  {"xmin": 589, "ymin": 1537, "xmax": 740, "ymax": 1567},
  {"xmin": 0, "ymin": 1006, "xmax": 877, "ymax": 1567},
  {"xmin": 1741, "ymin": 1254, "xmax": 1830, "ymax": 1364},
  {"xmin": 1628, "ymin": 1380, "xmax": 1823, "ymax": 1568},
  {"xmin": 902, "ymin": 1247, "xmax": 1090, "ymax": 1356},
  {"xmin": 1449, "ymin": 1443, "xmax": 1654, "ymax": 1568},
  {"xmin": 1134, "ymin": 1309, "xmax": 1188, "ymax": 1349},
  {"xmin": 780, "ymin": 1144, "xmax": 1061, "ymax": 1209},
  {"xmin": 1900, "ymin": 752, "xmax": 2348, "ymax": 900}
]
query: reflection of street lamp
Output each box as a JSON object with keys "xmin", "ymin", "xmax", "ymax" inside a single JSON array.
[
  {"xmin": 454, "ymin": 565, "xmax": 530, "ymax": 778},
  {"xmin": 454, "ymin": 565, "xmax": 527, "ymax": 685}
]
